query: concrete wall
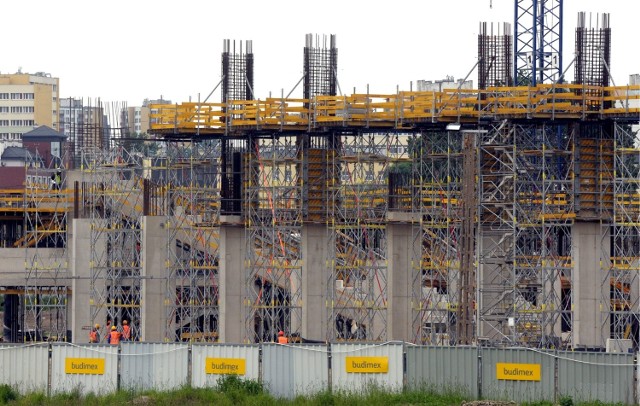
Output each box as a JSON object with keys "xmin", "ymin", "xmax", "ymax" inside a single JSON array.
[
  {"xmin": 387, "ymin": 222, "xmax": 413, "ymax": 341},
  {"xmin": 218, "ymin": 224, "xmax": 246, "ymax": 343},
  {"xmin": 141, "ymin": 216, "xmax": 166, "ymax": 342},
  {"xmin": 572, "ymin": 222, "xmax": 606, "ymax": 348},
  {"xmin": 70, "ymin": 218, "xmax": 91, "ymax": 343},
  {"xmin": 301, "ymin": 224, "xmax": 328, "ymax": 341}
]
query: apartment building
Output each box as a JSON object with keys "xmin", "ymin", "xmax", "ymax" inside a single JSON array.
[{"xmin": 0, "ymin": 72, "xmax": 59, "ymax": 156}]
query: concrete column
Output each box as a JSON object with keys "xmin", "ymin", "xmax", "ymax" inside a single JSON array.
[
  {"xmin": 387, "ymin": 221, "xmax": 413, "ymax": 341},
  {"xmin": 301, "ymin": 224, "xmax": 328, "ymax": 341},
  {"xmin": 141, "ymin": 216, "xmax": 166, "ymax": 342},
  {"xmin": 218, "ymin": 223, "xmax": 246, "ymax": 343},
  {"xmin": 572, "ymin": 221, "xmax": 606, "ymax": 348},
  {"xmin": 70, "ymin": 218, "xmax": 91, "ymax": 343}
]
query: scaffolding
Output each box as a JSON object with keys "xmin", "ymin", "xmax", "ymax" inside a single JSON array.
[
  {"xmin": 245, "ymin": 134, "xmax": 303, "ymax": 342},
  {"xmin": 84, "ymin": 147, "xmax": 143, "ymax": 341},
  {"xmin": 411, "ymin": 129, "xmax": 463, "ymax": 345},
  {"xmin": 603, "ymin": 122, "xmax": 640, "ymax": 349},
  {"xmin": 478, "ymin": 121, "xmax": 574, "ymax": 347},
  {"xmin": 165, "ymin": 140, "xmax": 221, "ymax": 342},
  {"xmin": 22, "ymin": 150, "xmax": 70, "ymax": 342},
  {"xmin": 328, "ymin": 131, "xmax": 397, "ymax": 342}
]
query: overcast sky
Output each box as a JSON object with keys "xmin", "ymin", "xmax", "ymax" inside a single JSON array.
[{"xmin": 1, "ymin": 0, "xmax": 637, "ymax": 106}]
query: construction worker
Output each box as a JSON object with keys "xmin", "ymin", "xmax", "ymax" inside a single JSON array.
[
  {"xmin": 277, "ymin": 330, "xmax": 288, "ymax": 344},
  {"xmin": 122, "ymin": 320, "xmax": 131, "ymax": 341},
  {"xmin": 109, "ymin": 325, "xmax": 121, "ymax": 345},
  {"xmin": 89, "ymin": 324, "xmax": 100, "ymax": 343},
  {"xmin": 105, "ymin": 320, "xmax": 112, "ymax": 343}
]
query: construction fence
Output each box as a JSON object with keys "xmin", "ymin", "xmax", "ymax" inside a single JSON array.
[{"xmin": 0, "ymin": 342, "xmax": 635, "ymax": 403}]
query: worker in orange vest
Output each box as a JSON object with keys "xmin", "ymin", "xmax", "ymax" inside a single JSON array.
[
  {"xmin": 277, "ymin": 330, "xmax": 288, "ymax": 344},
  {"xmin": 89, "ymin": 324, "xmax": 100, "ymax": 343},
  {"xmin": 109, "ymin": 325, "xmax": 121, "ymax": 345},
  {"xmin": 122, "ymin": 320, "xmax": 131, "ymax": 341}
]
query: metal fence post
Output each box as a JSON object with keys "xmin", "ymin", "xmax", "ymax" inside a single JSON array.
[{"xmin": 477, "ymin": 345, "xmax": 482, "ymax": 400}]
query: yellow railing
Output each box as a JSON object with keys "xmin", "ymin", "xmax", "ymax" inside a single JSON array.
[{"xmin": 149, "ymin": 84, "xmax": 640, "ymax": 133}]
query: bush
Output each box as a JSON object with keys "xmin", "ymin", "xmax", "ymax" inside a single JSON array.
[
  {"xmin": 0, "ymin": 384, "xmax": 17, "ymax": 403},
  {"xmin": 217, "ymin": 375, "xmax": 264, "ymax": 396},
  {"xmin": 559, "ymin": 395, "xmax": 574, "ymax": 406}
]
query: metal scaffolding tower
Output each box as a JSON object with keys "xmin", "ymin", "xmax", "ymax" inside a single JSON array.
[
  {"xmin": 604, "ymin": 122, "xmax": 640, "ymax": 349},
  {"xmin": 328, "ymin": 131, "xmax": 396, "ymax": 342},
  {"xmin": 84, "ymin": 147, "xmax": 143, "ymax": 341},
  {"xmin": 165, "ymin": 140, "xmax": 221, "ymax": 342},
  {"xmin": 245, "ymin": 134, "xmax": 303, "ymax": 342},
  {"xmin": 411, "ymin": 129, "xmax": 463, "ymax": 345},
  {"xmin": 514, "ymin": 0, "xmax": 563, "ymax": 85},
  {"xmin": 23, "ymin": 151, "xmax": 70, "ymax": 342},
  {"xmin": 478, "ymin": 121, "xmax": 574, "ymax": 347}
]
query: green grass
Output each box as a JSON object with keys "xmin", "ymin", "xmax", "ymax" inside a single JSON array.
[{"xmin": 0, "ymin": 381, "xmax": 629, "ymax": 406}]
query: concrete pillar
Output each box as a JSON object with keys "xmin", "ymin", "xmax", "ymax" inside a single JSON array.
[
  {"xmin": 70, "ymin": 218, "xmax": 91, "ymax": 343},
  {"xmin": 218, "ymin": 222, "xmax": 246, "ymax": 343},
  {"xmin": 572, "ymin": 221, "xmax": 606, "ymax": 348},
  {"xmin": 140, "ymin": 216, "xmax": 166, "ymax": 342},
  {"xmin": 301, "ymin": 224, "xmax": 328, "ymax": 341},
  {"xmin": 387, "ymin": 222, "xmax": 413, "ymax": 341}
]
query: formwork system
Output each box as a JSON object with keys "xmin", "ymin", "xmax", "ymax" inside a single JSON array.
[
  {"xmin": 83, "ymin": 147, "xmax": 143, "ymax": 341},
  {"xmin": 245, "ymin": 134, "xmax": 303, "ymax": 342},
  {"xmin": 164, "ymin": 140, "xmax": 221, "ymax": 342},
  {"xmin": 514, "ymin": 0, "xmax": 563, "ymax": 85},
  {"xmin": 328, "ymin": 131, "xmax": 410, "ymax": 342},
  {"xmin": 22, "ymin": 154, "xmax": 70, "ymax": 341}
]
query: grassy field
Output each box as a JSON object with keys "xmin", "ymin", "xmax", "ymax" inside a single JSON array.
[{"xmin": 0, "ymin": 377, "xmax": 625, "ymax": 405}]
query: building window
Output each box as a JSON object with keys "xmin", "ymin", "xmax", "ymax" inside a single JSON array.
[
  {"xmin": 0, "ymin": 107, "xmax": 8, "ymax": 113},
  {"xmin": 0, "ymin": 120, "xmax": 8, "ymax": 126},
  {"xmin": 24, "ymin": 93, "xmax": 34, "ymax": 100},
  {"xmin": 10, "ymin": 93, "xmax": 22, "ymax": 100},
  {"xmin": 0, "ymin": 93, "xmax": 9, "ymax": 99}
]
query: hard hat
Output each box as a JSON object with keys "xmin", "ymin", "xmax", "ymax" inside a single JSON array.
[
  {"xmin": 95, "ymin": 324, "xmax": 100, "ymax": 329},
  {"xmin": 123, "ymin": 320, "xmax": 128, "ymax": 325},
  {"xmin": 278, "ymin": 331, "xmax": 284, "ymax": 336},
  {"xmin": 111, "ymin": 326, "xmax": 117, "ymax": 331}
]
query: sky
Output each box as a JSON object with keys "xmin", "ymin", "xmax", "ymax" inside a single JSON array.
[{"xmin": 1, "ymin": 0, "xmax": 638, "ymax": 106}]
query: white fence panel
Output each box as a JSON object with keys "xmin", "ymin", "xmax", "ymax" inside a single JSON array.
[
  {"xmin": 120, "ymin": 342, "xmax": 189, "ymax": 391},
  {"xmin": 331, "ymin": 342, "xmax": 403, "ymax": 393},
  {"xmin": 191, "ymin": 344, "xmax": 260, "ymax": 388},
  {"xmin": 50, "ymin": 344, "xmax": 118, "ymax": 395},
  {"xmin": 262, "ymin": 343, "xmax": 328, "ymax": 398},
  {"xmin": 0, "ymin": 344, "xmax": 49, "ymax": 394}
]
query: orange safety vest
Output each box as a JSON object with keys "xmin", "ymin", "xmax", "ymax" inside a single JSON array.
[
  {"xmin": 278, "ymin": 336, "xmax": 288, "ymax": 344},
  {"xmin": 110, "ymin": 331, "xmax": 121, "ymax": 345},
  {"xmin": 89, "ymin": 330, "xmax": 98, "ymax": 343},
  {"xmin": 122, "ymin": 325, "xmax": 131, "ymax": 340}
]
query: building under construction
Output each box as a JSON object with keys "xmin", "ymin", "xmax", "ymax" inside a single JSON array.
[{"xmin": 1, "ymin": 2, "xmax": 640, "ymax": 350}]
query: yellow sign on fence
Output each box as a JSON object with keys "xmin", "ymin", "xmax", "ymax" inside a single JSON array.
[
  {"xmin": 496, "ymin": 363, "xmax": 541, "ymax": 381},
  {"xmin": 65, "ymin": 358, "xmax": 105, "ymax": 375},
  {"xmin": 345, "ymin": 356, "xmax": 389, "ymax": 373},
  {"xmin": 205, "ymin": 358, "xmax": 246, "ymax": 375}
]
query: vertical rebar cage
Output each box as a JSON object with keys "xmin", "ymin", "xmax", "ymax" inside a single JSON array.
[{"xmin": 478, "ymin": 22, "xmax": 513, "ymax": 90}]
